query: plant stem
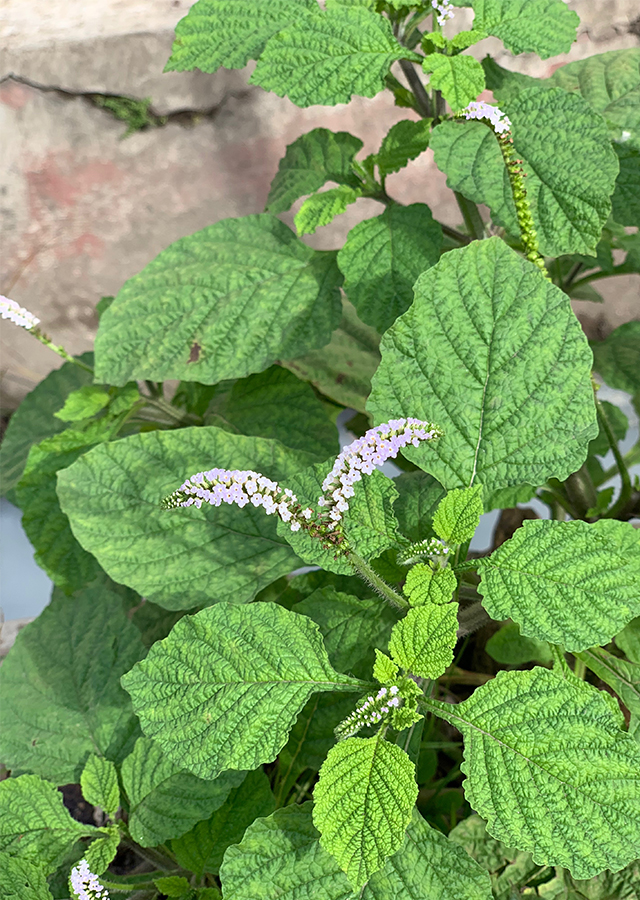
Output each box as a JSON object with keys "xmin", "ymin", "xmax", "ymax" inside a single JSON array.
[
  {"xmin": 550, "ymin": 644, "xmax": 571, "ymax": 677},
  {"xmin": 568, "ymin": 264, "xmax": 632, "ymax": 291},
  {"xmin": 143, "ymin": 395, "xmax": 201, "ymax": 426},
  {"xmin": 596, "ymin": 396, "xmax": 633, "ymax": 518},
  {"xmin": 440, "ymin": 223, "xmax": 472, "ymax": 245},
  {"xmin": 398, "ymin": 59, "xmax": 433, "ymax": 119},
  {"xmin": 563, "ymin": 464, "xmax": 598, "ymax": 520},
  {"xmin": 573, "ymin": 657, "xmax": 587, "ymax": 680},
  {"xmin": 562, "ymin": 261, "xmax": 584, "ymax": 290},
  {"xmin": 31, "ymin": 328, "xmax": 94, "ymax": 373},
  {"xmin": 347, "ymin": 551, "xmax": 409, "ymax": 611},
  {"xmin": 595, "ymin": 443, "xmax": 640, "ymax": 487},
  {"xmin": 454, "ymin": 192, "xmax": 485, "ymax": 241}
]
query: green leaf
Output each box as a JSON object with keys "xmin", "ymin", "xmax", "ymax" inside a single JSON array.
[
  {"xmin": 205, "ymin": 365, "xmax": 339, "ymax": 462},
  {"xmin": 592, "ymin": 321, "xmax": 640, "ymax": 394},
  {"xmin": 588, "ymin": 399, "xmax": 628, "ymax": 457},
  {"xmin": 57, "ymin": 427, "xmax": 310, "ymax": 609},
  {"xmin": 507, "ymin": 87, "xmax": 619, "ymax": 257},
  {"xmin": 80, "ymin": 756, "xmax": 119, "ymax": 818},
  {"xmin": 0, "ymin": 853, "xmax": 53, "ymax": 900},
  {"xmin": 373, "ymin": 649, "xmax": 399, "ymax": 684},
  {"xmin": 313, "ymin": 735, "xmax": 418, "ymax": 887},
  {"xmin": 283, "ymin": 299, "xmax": 380, "ymax": 413},
  {"xmin": 482, "ymin": 482, "xmax": 536, "ymax": 512},
  {"xmin": 375, "ymin": 119, "xmax": 431, "ymax": 178},
  {"xmin": 172, "ymin": 769, "xmax": 275, "ymax": 876},
  {"xmin": 449, "ymin": 814, "xmax": 517, "ymax": 874},
  {"xmin": 154, "ymin": 876, "xmax": 192, "ymax": 898},
  {"xmin": 122, "ymin": 603, "xmax": 363, "ymax": 780},
  {"xmin": 0, "ymin": 588, "xmax": 145, "ymax": 785},
  {"xmin": 430, "ymin": 119, "xmax": 518, "ymax": 233},
  {"xmin": 342, "ymin": 470, "xmax": 401, "ymax": 561},
  {"xmin": 617, "ymin": 617, "xmax": 640, "ymax": 664},
  {"xmin": 121, "ymin": 737, "xmax": 244, "ymax": 847},
  {"xmin": 0, "ymin": 354, "xmax": 93, "ymax": 498},
  {"xmin": 165, "ymin": 0, "xmax": 317, "ymax": 72},
  {"xmin": 54, "ymin": 385, "xmax": 111, "ymax": 422},
  {"xmin": 337, "ymin": 204, "xmax": 442, "ymax": 333},
  {"xmin": 433, "ymin": 485, "xmax": 483, "ymax": 544},
  {"xmin": 481, "ymin": 56, "xmax": 541, "ymax": 105},
  {"xmin": 251, "ymin": 7, "xmax": 417, "ymax": 107},
  {"xmin": 426, "ymin": 667, "xmax": 640, "ymax": 878},
  {"xmin": 577, "ymin": 647, "xmax": 640, "ymax": 718},
  {"xmin": 84, "ymin": 825, "xmax": 120, "ymax": 875},
  {"xmin": 389, "ymin": 602, "xmax": 458, "ymax": 678},
  {"xmin": 15, "ymin": 425, "xmax": 115, "ymax": 593},
  {"xmin": 612, "ymin": 144, "xmax": 640, "ymax": 227},
  {"xmin": 548, "ymin": 49, "xmax": 640, "ymax": 143},
  {"xmin": 94, "ymin": 215, "xmax": 342, "ymax": 385},
  {"xmin": 295, "ymin": 185, "xmax": 361, "ymax": 235},
  {"xmin": 405, "ymin": 564, "xmax": 457, "ymax": 607},
  {"xmin": 368, "ymin": 238, "xmax": 597, "ymax": 492},
  {"xmin": 267, "ymin": 128, "xmax": 364, "ymax": 214},
  {"xmin": 477, "ymin": 519, "xmax": 640, "ymax": 651},
  {"xmin": 423, "ymin": 54, "xmax": 485, "ymax": 110},
  {"xmin": 0, "ymin": 776, "xmax": 91, "ymax": 874},
  {"xmin": 470, "ymin": 0, "xmax": 578, "ymax": 58},
  {"xmin": 393, "ymin": 471, "xmax": 446, "ymax": 543},
  {"xmin": 485, "ymin": 622, "xmax": 552, "ymax": 665},
  {"xmin": 449, "ymin": 29, "xmax": 489, "ymax": 51}
]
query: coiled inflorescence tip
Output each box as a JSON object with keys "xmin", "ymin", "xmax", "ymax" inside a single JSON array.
[
  {"xmin": 461, "ymin": 101, "xmax": 512, "ymax": 135},
  {"xmin": 69, "ymin": 860, "xmax": 110, "ymax": 900},
  {"xmin": 0, "ymin": 295, "xmax": 40, "ymax": 330}
]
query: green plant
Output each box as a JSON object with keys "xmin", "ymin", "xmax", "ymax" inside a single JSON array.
[{"xmin": 1, "ymin": 1, "xmax": 639, "ymax": 898}]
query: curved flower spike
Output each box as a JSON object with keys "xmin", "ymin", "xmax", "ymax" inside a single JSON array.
[
  {"xmin": 432, "ymin": 0, "xmax": 455, "ymax": 26},
  {"xmin": 69, "ymin": 860, "xmax": 110, "ymax": 900},
  {"xmin": 0, "ymin": 295, "xmax": 40, "ymax": 330},
  {"xmin": 461, "ymin": 100, "xmax": 512, "ymax": 135}
]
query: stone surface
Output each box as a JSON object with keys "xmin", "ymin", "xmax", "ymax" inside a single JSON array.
[
  {"xmin": 0, "ymin": 617, "xmax": 33, "ymax": 662},
  {"xmin": 1, "ymin": 0, "xmax": 638, "ymax": 409}
]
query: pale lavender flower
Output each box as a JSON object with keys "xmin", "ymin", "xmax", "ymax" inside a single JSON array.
[
  {"xmin": 461, "ymin": 101, "xmax": 512, "ymax": 134},
  {"xmin": 69, "ymin": 860, "xmax": 110, "ymax": 900},
  {"xmin": 318, "ymin": 418, "xmax": 442, "ymax": 529},
  {"xmin": 0, "ymin": 295, "xmax": 40, "ymax": 330},
  {"xmin": 432, "ymin": 0, "xmax": 455, "ymax": 26},
  {"xmin": 335, "ymin": 685, "xmax": 403, "ymax": 739},
  {"xmin": 161, "ymin": 467, "xmax": 313, "ymax": 533}
]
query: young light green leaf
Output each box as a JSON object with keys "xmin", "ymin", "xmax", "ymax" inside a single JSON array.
[
  {"xmin": 54, "ymin": 385, "xmax": 111, "ymax": 422},
  {"xmin": 0, "ymin": 588, "xmax": 145, "ymax": 785},
  {"xmin": 612, "ymin": 144, "xmax": 640, "ymax": 227},
  {"xmin": 337, "ymin": 204, "xmax": 442, "ymax": 333},
  {"xmin": 471, "ymin": 0, "xmax": 579, "ymax": 58},
  {"xmin": 389, "ymin": 603, "xmax": 458, "ymax": 678},
  {"xmin": 0, "ymin": 853, "xmax": 54, "ymax": 900},
  {"xmin": 295, "ymin": 185, "xmax": 361, "ymax": 235},
  {"xmin": 405, "ymin": 564, "xmax": 457, "ymax": 607},
  {"xmin": 0, "ymin": 776, "xmax": 92, "ymax": 874},
  {"xmin": 0, "ymin": 353, "xmax": 93, "ymax": 499},
  {"xmin": 153, "ymin": 876, "xmax": 192, "ymax": 898},
  {"xmin": 122, "ymin": 603, "xmax": 363, "ymax": 780},
  {"xmin": 251, "ymin": 7, "xmax": 418, "ymax": 107},
  {"xmin": 423, "ymin": 54, "xmax": 485, "ymax": 110},
  {"xmin": 433, "ymin": 485, "xmax": 483, "ymax": 544},
  {"xmin": 507, "ymin": 87, "xmax": 619, "ymax": 257},
  {"xmin": 430, "ymin": 120, "xmax": 518, "ymax": 234},
  {"xmin": 80, "ymin": 756, "xmax": 119, "ymax": 818},
  {"xmin": 375, "ymin": 119, "xmax": 431, "ymax": 178},
  {"xmin": 426, "ymin": 667, "xmax": 640, "ymax": 878},
  {"xmin": 94, "ymin": 215, "xmax": 342, "ymax": 385},
  {"xmin": 172, "ymin": 769, "xmax": 275, "ymax": 876},
  {"xmin": 577, "ymin": 647, "xmax": 640, "ymax": 718},
  {"xmin": 57, "ymin": 427, "xmax": 309, "ymax": 609},
  {"xmin": 368, "ymin": 239, "xmax": 597, "ymax": 492},
  {"xmin": 617, "ymin": 617, "xmax": 640, "ymax": 664},
  {"xmin": 373, "ymin": 649, "xmax": 400, "ymax": 684},
  {"xmin": 121, "ymin": 737, "xmax": 244, "ymax": 847},
  {"xmin": 485, "ymin": 622, "xmax": 552, "ymax": 666},
  {"xmin": 477, "ymin": 519, "xmax": 640, "ymax": 652},
  {"xmin": 165, "ymin": 0, "xmax": 318, "ymax": 72},
  {"xmin": 267, "ymin": 128, "xmax": 364, "ymax": 214},
  {"xmin": 449, "ymin": 29, "xmax": 489, "ymax": 51},
  {"xmin": 592, "ymin": 321, "xmax": 640, "ymax": 394},
  {"xmin": 393, "ymin": 471, "xmax": 447, "ymax": 543},
  {"xmin": 84, "ymin": 825, "xmax": 120, "ymax": 875},
  {"xmin": 313, "ymin": 735, "xmax": 418, "ymax": 888},
  {"xmin": 283, "ymin": 299, "xmax": 380, "ymax": 413}
]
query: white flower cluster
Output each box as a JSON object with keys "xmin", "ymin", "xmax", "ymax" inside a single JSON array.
[
  {"xmin": 432, "ymin": 0, "xmax": 455, "ymax": 26},
  {"xmin": 0, "ymin": 295, "xmax": 40, "ymax": 330},
  {"xmin": 336, "ymin": 686, "xmax": 402, "ymax": 739},
  {"xmin": 319, "ymin": 419, "xmax": 442, "ymax": 530},
  {"xmin": 161, "ymin": 467, "xmax": 314, "ymax": 533},
  {"xmin": 461, "ymin": 101, "xmax": 512, "ymax": 135},
  {"xmin": 69, "ymin": 860, "xmax": 110, "ymax": 900},
  {"xmin": 398, "ymin": 536, "xmax": 451, "ymax": 567}
]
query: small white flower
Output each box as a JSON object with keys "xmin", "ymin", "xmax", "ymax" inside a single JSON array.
[
  {"xmin": 0, "ymin": 295, "xmax": 40, "ymax": 330},
  {"xmin": 461, "ymin": 101, "xmax": 511, "ymax": 134},
  {"xmin": 69, "ymin": 860, "xmax": 110, "ymax": 900}
]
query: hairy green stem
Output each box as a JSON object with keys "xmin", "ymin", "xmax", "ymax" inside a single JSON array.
[
  {"xmin": 347, "ymin": 551, "xmax": 409, "ymax": 611},
  {"xmin": 596, "ymin": 396, "xmax": 634, "ymax": 518},
  {"xmin": 496, "ymin": 135, "xmax": 547, "ymax": 275},
  {"xmin": 398, "ymin": 58, "xmax": 433, "ymax": 119},
  {"xmin": 31, "ymin": 328, "xmax": 94, "ymax": 373},
  {"xmin": 550, "ymin": 644, "xmax": 571, "ymax": 677},
  {"xmin": 454, "ymin": 192, "xmax": 485, "ymax": 241}
]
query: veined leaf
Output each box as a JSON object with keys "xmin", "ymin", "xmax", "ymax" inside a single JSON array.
[
  {"xmin": 481, "ymin": 56, "xmax": 541, "ymax": 105},
  {"xmin": 165, "ymin": 0, "xmax": 317, "ymax": 72},
  {"xmin": 295, "ymin": 185, "xmax": 361, "ymax": 235},
  {"xmin": 423, "ymin": 54, "xmax": 485, "ymax": 110},
  {"xmin": 430, "ymin": 120, "xmax": 518, "ymax": 234},
  {"xmin": 54, "ymin": 385, "xmax": 110, "ymax": 421},
  {"xmin": 368, "ymin": 239, "xmax": 597, "ymax": 492},
  {"xmin": 393, "ymin": 471, "xmax": 447, "ymax": 543},
  {"xmin": 577, "ymin": 647, "xmax": 640, "ymax": 717},
  {"xmin": 251, "ymin": 7, "xmax": 418, "ymax": 107},
  {"xmin": 0, "ymin": 776, "xmax": 92, "ymax": 874},
  {"xmin": 405, "ymin": 564, "xmax": 457, "ymax": 607},
  {"xmin": 375, "ymin": 119, "xmax": 431, "ymax": 178},
  {"xmin": 338, "ymin": 204, "xmax": 442, "ymax": 333},
  {"xmin": 426, "ymin": 667, "xmax": 640, "ymax": 878},
  {"xmin": 471, "ymin": 0, "xmax": 578, "ymax": 58},
  {"xmin": 84, "ymin": 825, "xmax": 120, "ymax": 875},
  {"xmin": 485, "ymin": 622, "xmax": 552, "ymax": 666},
  {"xmin": 0, "ymin": 588, "xmax": 145, "ymax": 785},
  {"xmin": 121, "ymin": 737, "xmax": 245, "ymax": 847},
  {"xmin": 433, "ymin": 485, "xmax": 483, "ymax": 544},
  {"xmin": 0, "ymin": 853, "xmax": 54, "ymax": 899},
  {"xmin": 617, "ymin": 617, "xmax": 640, "ymax": 664},
  {"xmin": 612, "ymin": 144, "xmax": 640, "ymax": 227},
  {"xmin": 94, "ymin": 215, "xmax": 342, "ymax": 385},
  {"xmin": 477, "ymin": 519, "xmax": 640, "ymax": 651},
  {"xmin": 0, "ymin": 353, "xmax": 93, "ymax": 499},
  {"xmin": 592, "ymin": 321, "xmax": 640, "ymax": 394},
  {"xmin": 80, "ymin": 756, "xmax": 120, "ymax": 818},
  {"xmin": 267, "ymin": 128, "xmax": 364, "ymax": 214},
  {"xmin": 389, "ymin": 602, "xmax": 458, "ymax": 678},
  {"xmin": 57, "ymin": 427, "xmax": 310, "ymax": 609},
  {"xmin": 313, "ymin": 735, "xmax": 418, "ymax": 887},
  {"xmin": 121, "ymin": 603, "xmax": 363, "ymax": 780},
  {"xmin": 172, "ymin": 769, "xmax": 275, "ymax": 876},
  {"xmin": 507, "ymin": 87, "xmax": 619, "ymax": 257}
]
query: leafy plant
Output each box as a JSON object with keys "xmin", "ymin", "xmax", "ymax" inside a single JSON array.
[{"xmin": 1, "ymin": 1, "xmax": 639, "ymax": 898}]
